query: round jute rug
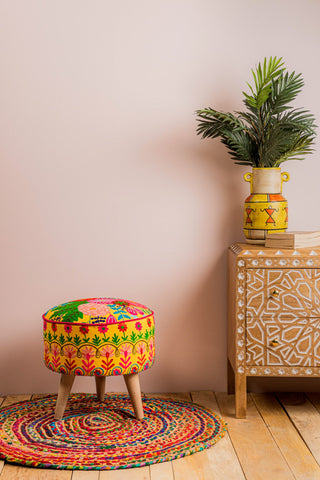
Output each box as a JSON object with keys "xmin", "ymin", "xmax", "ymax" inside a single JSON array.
[{"xmin": 0, "ymin": 394, "xmax": 226, "ymax": 470}]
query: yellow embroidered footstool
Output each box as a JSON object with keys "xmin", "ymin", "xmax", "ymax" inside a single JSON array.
[{"xmin": 43, "ymin": 297, "xmax": 155, "ymax": 420}]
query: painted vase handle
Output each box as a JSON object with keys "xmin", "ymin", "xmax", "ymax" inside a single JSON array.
[
  {"xmin": 244, "ymin": 172, "xmax": 253, "ymax": 193},
  {"xmin": 281, "ymin": 171, "xmax": 290, "ymax": 183}
]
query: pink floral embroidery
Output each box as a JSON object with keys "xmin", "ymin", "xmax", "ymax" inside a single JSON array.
[
  {"xmin": 78, "ymin": 303, "xmax": 110, "ymax": 317},
  {"xmin": 88, "ymin": 298, "xmax": 114, "ymax": 304},
  {"xmin": 81, "ymin": 346, "xmax": 95, "ymax": 360},
  {"xmin": 51, "ymin": 343, "xmax": 61, "ymax": 369},
  {"xmin": 100, "ymin": 345, "xmax": 115, "ymax": 372},
  {"xmin": 100, "ymin": 345, "xmax": 115, "ymax": 358},
  {"xmin": 148, "ymin": 338, "xmax": 154, "ymax": 363},
  {"xmin": 119, "ymin": 343, "xmax": 132, "ymax": 371},
  {"xmin": 43, "ymin": 320, "xmax": 47, "ymax": 331},
  {"xmin": 135, "ymin": 321, "xmax": 142, "ymax": 331},
  {"xmin": 51, "ymin": 343, "xmax": 60, "ymax": 356},
  {"xmin": 127, "ymin": 307, "xmax": 137, "ymax": 315},
  {"xmin": 106, "ymin": 315, "xmax": 116, "ymax": 324},
  {"xmin": 81, "ymin": 346, "xmax": 95, "ymax": 374},
  {"xmin": 64, "ymin": 324, "xmax": 73, "ymax": 333},
  {"xmin": 52, "ymin": 323, "xmax": 57, "ymax": 332},
  {"xmin": 64, "ymin": 345, "xmax": 77, "ymax": 373},
  {"xmin": 136, "ymin": 342, "xmax": 146, "ymax": 355},
  {"xmin": 147, "ymin": 318, "xmax": 152, "ymax": 327},
  {"xmin": 98, "ymin": 324, "xmax": 109, "ymax": 333},
  {"xmin": 64, "ymin": 345, "xmax": 77, "ymax": 359},
  {"xmin": 44, "ymin": 343, "xmax": 50, "ymax": 355},
  {"xmin": 136, "ymin": 341, "xmax": 146, "ymax": 368},
  {"xmin": 119, "ymin": 343, "xmax": 132, "ymax": 356}
]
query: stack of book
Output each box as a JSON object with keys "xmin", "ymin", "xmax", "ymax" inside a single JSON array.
[{"xmin": 265, "ymin": 231, "xmax": 320, "ymax": 249}]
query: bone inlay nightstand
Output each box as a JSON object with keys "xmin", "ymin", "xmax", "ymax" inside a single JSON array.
[{"xmin": 228, "ymin": 243, "xmax": 320, "ymax": 418}]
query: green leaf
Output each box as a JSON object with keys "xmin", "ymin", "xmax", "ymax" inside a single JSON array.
[
  {"xmin": 130, "ymin": 332, "xmax": 137, "ymax": 343},
  {"xmin": 111, "ymin": 333, "xmax": 120, "ymax": 345},
  {"xmin": 195, "ymin": 56, "xmax": 316, "ymax": 167},
  {"xmin": 73, "ymin": 334, "xmax": 81, "ymax": 346},
  {"xmin": 92, "ymin": 335, "xmax": 102, "ymax": 346}
]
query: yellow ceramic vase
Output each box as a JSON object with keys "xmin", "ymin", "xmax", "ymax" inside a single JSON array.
[{"xmin": 243, "ymin": 167, "xmax": 289, "ymax": 244}]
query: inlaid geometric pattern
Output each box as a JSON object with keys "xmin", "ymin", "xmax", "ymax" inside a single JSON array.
[
  {"xmin": 247, "ymin": 316, "xmax": 320, "ymax": 366},
  {"xmin": 247, "ymin": 269, "xmax": 320, "ymax": 319},
  {"xmin": 246, "ymin": 268, "xmax": 320, "ymax": 366}
]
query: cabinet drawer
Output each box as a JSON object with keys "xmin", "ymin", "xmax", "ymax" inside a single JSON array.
[
  {"xmin": 246, "ymin": 268, "xmax": 320, "ymax": 319},
  {"xmin": 246, "ymin": 316, "xmax": 320, "ymax": 366}
]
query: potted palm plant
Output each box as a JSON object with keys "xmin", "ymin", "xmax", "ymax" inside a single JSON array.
[{"xmin": 196, "ymin": 56, "xmax": 317, "ymax": 243}]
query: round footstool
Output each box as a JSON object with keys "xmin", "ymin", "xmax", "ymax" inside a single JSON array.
[{"xmin": 43, "ymin": 297, "xmax": 155, "ymax": 420}]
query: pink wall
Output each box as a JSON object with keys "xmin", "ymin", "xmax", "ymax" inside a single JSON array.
[{"xmin": 1, "ymin": 0, "xmax": 320, "ymax": 394}]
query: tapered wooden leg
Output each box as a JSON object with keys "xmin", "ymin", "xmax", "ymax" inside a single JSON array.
[
  {"xmin": 95, "ymin": 376, "xmax": 106, "ymax": 402},
  {"xmin": 124, "ymin": 373, "xmax": 144, "ymax": 420},
  {"xmin": 54, "ymin": 373, "xmax": 75, "ymax": 420},
  {"xmin": 235, "ymin": 373, "xmax": 247, "ymax": 418},
  {"xmin": 227, "ymin": 358, "xmax": 235, "ymax": 394}
]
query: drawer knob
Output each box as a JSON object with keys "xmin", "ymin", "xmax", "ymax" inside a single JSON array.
[
  {"xmin": 271, "ymin": 289, "xmax": 280, "ymax": 297},
  {"xmin": 270, "ymin": 339, "xmax": 280, "ymax": 347}
]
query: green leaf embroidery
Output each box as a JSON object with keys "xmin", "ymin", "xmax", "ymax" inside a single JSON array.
[
  {"xmin": 130, "ymin": 332, "xmax": 137, "ymax": 343},
  {"xmin": 73, "ymin": 334, "xmax": 81, "ymax": 346},
  {"xmin": 48, "ymin": 300, "xmax": 88, "ymax": 323},
  {"xmin": 111, "ymin": 333, "xmax": 120, "ymax": 345},
  {"xmin": 92, "ymin": 335, "xmax": 102, "ymax": 346}
]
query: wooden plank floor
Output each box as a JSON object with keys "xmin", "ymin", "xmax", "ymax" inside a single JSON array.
[{"xmin": 1, "ymin": 392, "xmax": 320, "ymax": 479}]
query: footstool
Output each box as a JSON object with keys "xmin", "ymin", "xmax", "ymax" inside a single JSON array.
[{"xmin": 43, "ymin": 297, "xmax": 155, "ymax": 421}]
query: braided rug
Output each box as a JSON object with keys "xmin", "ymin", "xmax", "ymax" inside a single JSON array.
[{"xmin": 0, "ymin": 394, "xmax": 226, "ymax": 470}]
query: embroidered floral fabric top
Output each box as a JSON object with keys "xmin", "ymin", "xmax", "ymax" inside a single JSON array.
[{"xmin": 43, "ymin": 298, "xmax": 153, "ymax": 325}]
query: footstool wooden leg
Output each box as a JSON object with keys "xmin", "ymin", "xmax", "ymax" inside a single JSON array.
[
  {"xmin": 54, "ymin": 373, "xmax": 75, "ymax": 420},
  {"xmin": 95, "ymin": 376, "xmax": 106, "ymax": 402},
  {"xmin": 124, "ymin": 373, "xmax": 144, "ymax": 420}
]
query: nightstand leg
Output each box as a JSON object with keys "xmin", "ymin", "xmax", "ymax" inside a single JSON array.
[
  {"xmin": 235, "ymin": 373, "xmax": 247, "ymax": 418},
  {"xmin": 227, "ymin": 359, "xmax": 235, "ymax": 394}
]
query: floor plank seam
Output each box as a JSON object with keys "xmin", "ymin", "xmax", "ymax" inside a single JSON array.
[
  {"xmin": 275, "ymin": 392, "xmax": 320, "ymax": 464},
  {"xmin": 251, "ymin": 393, "xmax": 301, "ymax": 480},
  {"xmin": 214, "ymin": 392, "xmax": 248, "ymax": 480}
]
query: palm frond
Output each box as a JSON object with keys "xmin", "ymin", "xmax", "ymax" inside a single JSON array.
[
  {"xmin": 196, "ymin": 109, "xmax": 245, "ymax": 137},
  {"xmin": 195, "ymin": 56, "xmax": 317, "ymax": 167},
  {"xmin": 220, "ymin": 130, "xmax": 258, "ymax": 166},
  {"xmin": 265, "ymin": 71, "xmax": 304, "ymax": 115},
  {"xmin": 244, "ymin": 56, "xmax": 285, "ymax": 110}
]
